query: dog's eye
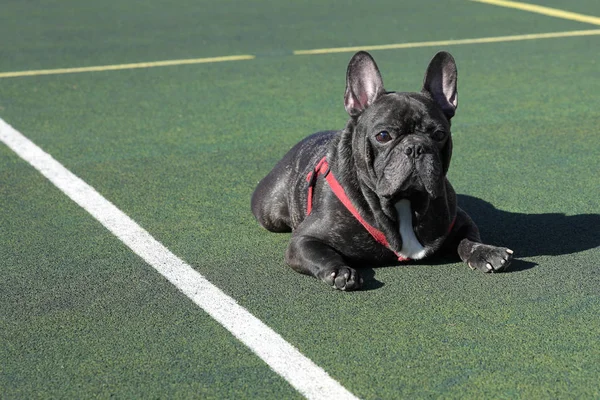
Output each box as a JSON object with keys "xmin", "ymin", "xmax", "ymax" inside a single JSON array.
[
  {"xmin": 375, "ymin": 131, "xmax": 392, "ymax": 143},
  {"xmin": 431, "ymin": 130, "xmax": 446, "ymax": 141}
]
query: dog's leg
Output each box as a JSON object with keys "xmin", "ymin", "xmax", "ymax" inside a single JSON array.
[
  {"xmin": 286, "ymin": 235, "xmax": 362, "ymax": 290},
  {"xmin": 251, "ymin": 169, "xmax": 293, "ymax": 232},
  {"xmin": 450, "ymin": 208, "xmax": 514, "ymax": 272}
]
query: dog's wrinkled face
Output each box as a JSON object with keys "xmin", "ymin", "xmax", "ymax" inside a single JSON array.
[
  {"xmin": 343, "ymin": 51, "xmax": 457, "ymax": 202},
  {"xmin": 356, "ymin": 92, "xmax": 451, "ymax": 200}
]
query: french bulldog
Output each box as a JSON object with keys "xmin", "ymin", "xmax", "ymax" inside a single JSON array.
[{"xmin": 251, "ymin": 51, "xmax": 513, "ymax": 291}]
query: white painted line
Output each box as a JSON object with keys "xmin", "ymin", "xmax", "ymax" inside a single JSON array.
[{"xmin": 0, "ymin": 117, "xmax": 359, "ymax": 400}]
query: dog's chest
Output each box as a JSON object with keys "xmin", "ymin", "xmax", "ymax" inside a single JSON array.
[{"xmin": 394, "ymin": 199, "xmax": 427, "ymax": 260}]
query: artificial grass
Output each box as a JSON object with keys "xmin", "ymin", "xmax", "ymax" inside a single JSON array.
[
  {"xmin": 1, "ymin": 0, "xmax": 599, "ymax": 398},
  {"xmin": 0, "ymin": 145, "xmax": 301, "ymax": 399},
  {"xmin": 0, "ymin": 0, "xmax": 591, "ymax": 73}
]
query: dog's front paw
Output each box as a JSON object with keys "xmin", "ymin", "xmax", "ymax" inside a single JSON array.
[
  {"xmin": 467, "ymin": 244, "xmax": 513, "ymax": 273},
  {"xmin": 320, "ymin": 266, "xmax": 363, "ymax": 291}
]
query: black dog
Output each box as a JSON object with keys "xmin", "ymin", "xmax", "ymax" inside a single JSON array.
[{"xmin": 251, "ymin": 51, "xmax": 513, "ymax": 290}]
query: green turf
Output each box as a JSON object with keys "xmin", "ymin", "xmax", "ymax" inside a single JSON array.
[
  {"xmin": 1, "ymin": 0, "xmax": 599, "ymax": 399},
  {"xmin": 0, "ymin": 146, "xmax": 301, "ymax": 398},
  {"xmin": 0, "ymin": 0, "xmax": 593, "ymax": 72},
  {"xmin": 525, "ymin": 0, "xmax": 600, "ymax": 15}
]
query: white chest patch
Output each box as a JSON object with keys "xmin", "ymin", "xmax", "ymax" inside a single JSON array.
[{"xmin": 395, "ymin": 199, "xmax": 427, "ymax": 260}]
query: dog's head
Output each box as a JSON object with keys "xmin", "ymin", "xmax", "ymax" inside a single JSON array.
[{"xmin": 343, "ymin": 51, "xmax": 457, "ymax": 201}]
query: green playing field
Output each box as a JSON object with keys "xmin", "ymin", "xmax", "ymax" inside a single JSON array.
[{"xmin": 1, "ymin": 1, "xmax": 599, "ymax": 398}]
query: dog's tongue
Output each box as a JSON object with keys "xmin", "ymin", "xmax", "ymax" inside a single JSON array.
[
  {"xmin": 377, "ymin": 167, "xmax": 441, "ymax": 206},
  {"xmin": 381, "ymin": 190, "xmax": 430, "ymax": 222}
]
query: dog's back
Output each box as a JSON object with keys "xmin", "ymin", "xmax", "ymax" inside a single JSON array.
[{"xmin": 251, "ymin": 130, "xmax": 337, "ymax": 232}]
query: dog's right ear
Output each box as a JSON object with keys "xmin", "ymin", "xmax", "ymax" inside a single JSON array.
[
  {"xmin": 344, "ymin": 51, "xmax": 385, "ymax": 117},
  {"xmin": 422, "ymin": 51, "xmax": 458, "ymax": 119}
]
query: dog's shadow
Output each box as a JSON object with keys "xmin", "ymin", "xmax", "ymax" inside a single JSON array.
[
  {"xmin": 361, "ymin": 194, "xmax": 600, "ymax": 290},
  {"xmin": 458, "ymin": 194, "xmax": 599, "ymax": 259}
]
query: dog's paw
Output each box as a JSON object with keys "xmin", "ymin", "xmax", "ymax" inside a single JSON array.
[
  {"xmin": 320, "ymin": 266, "xmax": 363, "ymax": 291},
  {"xmin": 467, "ymin": 244, "xmax": 513, "ymax": 273}
]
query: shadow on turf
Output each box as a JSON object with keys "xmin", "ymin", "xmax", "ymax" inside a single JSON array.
[
  {"xmin": 458, "ymin": 194, "xmax": 600, "ymax": 260},
  {"xmin": 359, "ymin": 269, "xmax": 385, "ymax": 290},
  {"xmin": 360, "ymin": 194, "xmax": 598, "ymax": 286}
]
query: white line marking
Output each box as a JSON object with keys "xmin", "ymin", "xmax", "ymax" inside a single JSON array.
[{"xmin": 0, "ymin": 117, "xmax": 359, "ymax": 400}]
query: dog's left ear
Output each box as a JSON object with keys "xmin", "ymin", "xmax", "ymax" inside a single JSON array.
[
  {"xmin": 422, "ymin": 51, "xmax": 458, "ymax": 119},
  {"xmin": 344, "ymin": 51, "xmax": 385, "ymax": 117}
]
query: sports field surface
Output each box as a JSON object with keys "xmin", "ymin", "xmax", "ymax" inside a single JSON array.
[{"xmin": 1, "ymin": 1, "xmax": 599, "ymax": 398}]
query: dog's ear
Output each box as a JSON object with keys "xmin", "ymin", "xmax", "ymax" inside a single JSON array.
[
  {"xmin": 422, "ymin": 51, "xmax": 458, "ymax": 119},
  {"xmin": 344, "ymin": 51, "xmax": 385, "ymax": 117}
]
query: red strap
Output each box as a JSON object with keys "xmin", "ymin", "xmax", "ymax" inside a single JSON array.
[
  {"xmin": 307, "ymin": 157, "xmax": 397, "ymax": 256},
  {"xmin": 306, "ymin": 157, "xmax": 329, "ymax": 215},
  {"xmin": 323, "ymin": 169, "xmax": 391, "ymax": 248},
  {"xmin": 306, "ymin": 157, "xmax": 456, "ymax": 262}
]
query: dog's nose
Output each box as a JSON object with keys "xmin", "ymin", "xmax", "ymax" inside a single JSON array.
[{"xmin": 404, "ymin": 145, "xmax": 425, "ymax": 158}]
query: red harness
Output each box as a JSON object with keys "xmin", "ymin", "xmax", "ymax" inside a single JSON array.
[{"xmin": 306, "ymin": 156, "xmax": 455, "ymax": 262}]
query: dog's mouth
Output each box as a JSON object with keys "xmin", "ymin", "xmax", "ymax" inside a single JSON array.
[
  {"xmin": 379, "ymin": 170, "xmax": 442, "ymax": 222},
  {"xmin": 380, "ymin": 174, "xmax": 439, "ymax": 201},
  {"xmin": 385, "ymin": 188, "xmax": 427, "ymax": 205},
  {"xmin": 382, "ymin": 190, "xmax": 430, "ymax": 222},
  {"xmin": 377, "ymin": 155, "xmax": 444, "ymax": 201}
]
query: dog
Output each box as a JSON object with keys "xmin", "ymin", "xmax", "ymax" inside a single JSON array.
[{"xmin": 251, "ymin": 51, "xmax": 513, "ymax": 290}]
